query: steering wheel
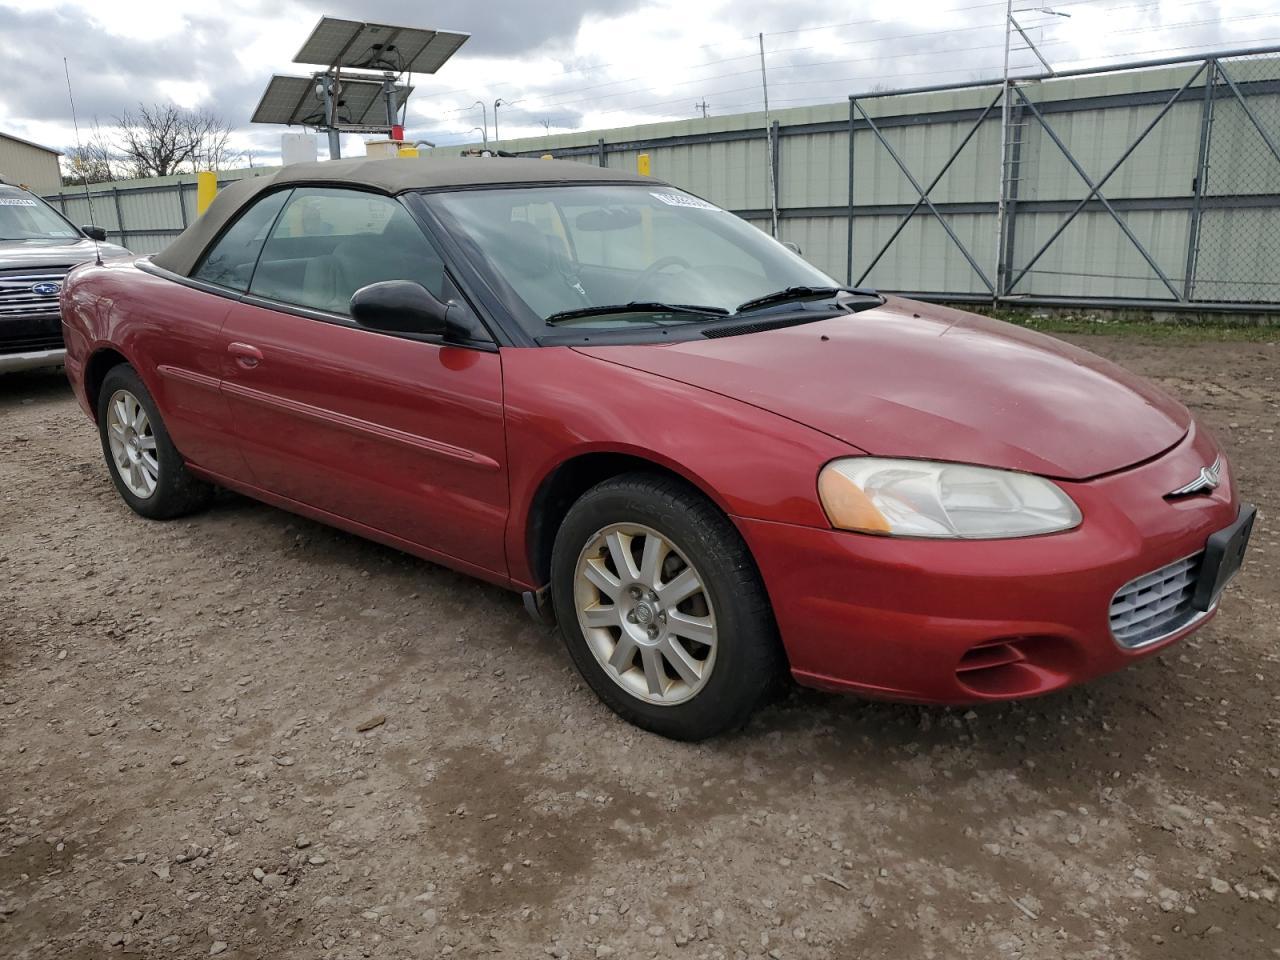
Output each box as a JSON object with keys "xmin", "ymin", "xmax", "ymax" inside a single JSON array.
[{"xmin": 628, "ymin": 256, "xmax": 692, "ymax": 301}]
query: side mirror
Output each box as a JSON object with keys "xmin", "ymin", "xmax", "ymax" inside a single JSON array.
[
  {"xmin": 350, "ymin": 280, "xmax": 452, "ymax": 337},
  {"xmin": 82, "ymin": 225, "xmax": 108, "ymax": 242}
]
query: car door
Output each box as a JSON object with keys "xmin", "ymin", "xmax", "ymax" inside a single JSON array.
[
  {"xmin": 139, "ymin": 187, "xmax": 294, "ymax": 480},
  {"xmin": 217, "ymin": 186, "xmax": 508, "ymax": 580}
]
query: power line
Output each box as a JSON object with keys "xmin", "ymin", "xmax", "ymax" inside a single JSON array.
[
  {"xmin": 412, "ymin": 0, "xmax": 1037, "ymax": 102},
  {"xmin": 439, "ymin": 0, "xmax": 1232, "ymax": 118},
  {"xmin": 412, "ymin": 0, "xmax": 1203, "ymax": 105},
  {"xmin": 498, "ymin": 8, "xmax": 1273, "ymax": 116},
  {"xmin": 753, "ymin": 0, "xmax": 1157, "ymax": 38},
  {"xmin": 474, "ymin": 30, "xmax": 1280, "ymax": 136}
]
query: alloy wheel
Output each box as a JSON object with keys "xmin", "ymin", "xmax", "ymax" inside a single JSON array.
[
  {"xmin": 573, "ymin": 523, "xmax": 718, "ymax": 705},
  {"xmin": 106, "ymin": 388, "xmax": 159, "ymax": 499}
]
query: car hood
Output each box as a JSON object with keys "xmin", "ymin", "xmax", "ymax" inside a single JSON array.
[
  {"xmin": 573, "ymin": 298, "xmax": 1191, "ymax": 481},
  {"xmin": 0, "ymin": 237, "xmax": 130, "ymax": 269}
]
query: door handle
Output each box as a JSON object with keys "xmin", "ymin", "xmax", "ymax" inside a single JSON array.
[{"xmin": 228, "ymin": 342, "xmax": 263, "ymax": 368}]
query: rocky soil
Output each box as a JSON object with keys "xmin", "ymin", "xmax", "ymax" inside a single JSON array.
[{"xmin": 1, "ymin": 333, "xmax": 1277, "ymax": 959}]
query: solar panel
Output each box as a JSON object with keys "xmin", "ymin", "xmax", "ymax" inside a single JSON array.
[
  {"xmin": 251, "ymin": 74, "xmax": 413, "ymax": 130},
  {"xmin": 252, "ymin": 76, "xmax": 316, "ymax": 126},
  {"xmin": 294, "ymin": 17, "xmax": 470, "ymax": 74}
]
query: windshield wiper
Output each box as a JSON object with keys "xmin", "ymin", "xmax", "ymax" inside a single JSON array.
[
  {"xmin": 545, "ymin": 301, "xmax": 730, "ymax": 326},
  {"xmin": 735, "ymin": 286, "xmax": 875, "ymax": 314}
]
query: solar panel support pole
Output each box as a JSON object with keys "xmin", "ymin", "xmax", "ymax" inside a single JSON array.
[
  {"xmin": 321, "ymin": 74, "xmax": 341, "ymax": 160},
  {"xmin": 382, "ymin": 74, "xmax": 399, "ymax": 131}
]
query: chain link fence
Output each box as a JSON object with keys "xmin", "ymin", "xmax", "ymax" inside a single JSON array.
[{"xmin": 1190, "ymin": 50, "xmax": 1280, "ymax": 302}]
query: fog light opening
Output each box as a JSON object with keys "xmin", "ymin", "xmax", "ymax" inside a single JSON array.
[{"xmin": 955, "ymin": 636, "xmax": 1076, "ymax": 698}]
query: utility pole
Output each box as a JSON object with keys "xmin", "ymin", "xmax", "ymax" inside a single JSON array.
[
  {"xmin": 695, "ymin": 99, "xmax": 709, "ymax": 119},
  {"xmin": 469, "ymin": 100, "xmax": 489, "ymax": 146},
  {"xmin": 494, "ymin": 98, "xmax": 506, "ymax": 143},
  {"xmin": 994, "ymin": 0, "xmax": 1014, "ymax": 303},
  {"xmin": 994, "ymin": 5, "xmax": 1070, "ymax": 301},
  {"xmin": 758, "ymin": 33, "xmax": 778, "ymax": 238}
]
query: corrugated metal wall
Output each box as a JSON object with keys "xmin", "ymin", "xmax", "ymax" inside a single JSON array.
[
  {"xmin": 44, "ymin": 50, "xmax": 1280, "ymax": 309},
  {"xmin": 47, "ymin": 168, "xmax": 272, "ymax": 255}
]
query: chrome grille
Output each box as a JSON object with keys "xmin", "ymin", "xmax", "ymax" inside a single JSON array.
[
  {"xmin": 0, "ymin": 268, "xmax": 68, "ymax": 320},
  {"xmin": 1109, "ymin": 552, "xmax": 1205, "ymax": 649}
]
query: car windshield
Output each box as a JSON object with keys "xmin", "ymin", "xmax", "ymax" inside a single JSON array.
[
  {"xmin": 426, "ymin": 183, "xmax": 838, "ymax": 331},
  {"xmin": 0, "ymin": 189, "xmax": 80, "ymax": 241}
]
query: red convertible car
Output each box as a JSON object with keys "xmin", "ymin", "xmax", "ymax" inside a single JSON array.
[{"xmin": 61, "ymin": 157, "xmax": 1254, "ymax": 740}]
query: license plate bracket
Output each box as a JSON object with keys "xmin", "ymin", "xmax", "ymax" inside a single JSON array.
[{"xmin": 1192, "ymin": 504, "xmax": 1256, "ymax": 612}]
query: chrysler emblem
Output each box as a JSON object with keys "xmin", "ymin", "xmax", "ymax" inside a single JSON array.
[
  {"xmin": 31, "ymin": 281, "xmax": 61, "ymax": 296},
  {"xmin": 1167, "ymin": 457, "xmax": 1222, "ymax": 497}
]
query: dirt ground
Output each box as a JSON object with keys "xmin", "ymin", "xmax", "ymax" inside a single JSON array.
[{"xmin": 1, "ymin": 332, "xmax": 1277, "ymax": 960}]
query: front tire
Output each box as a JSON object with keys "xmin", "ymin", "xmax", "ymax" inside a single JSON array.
[
  {"xmin": 97, "ymin": 364, "xmax": 213, "ymax": 520},
  {"xmin": 551, "ymin": 472, "xmax": 782, "ymax": 740}
]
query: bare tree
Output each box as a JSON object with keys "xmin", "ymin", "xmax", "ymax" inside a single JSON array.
[
  {"xmin": 61, "ymin": 133, "xmax": 116, "ymax": 185},
  {"xmin": 113, "ymin": 103, "xmax": 235, "ymax": 178}
]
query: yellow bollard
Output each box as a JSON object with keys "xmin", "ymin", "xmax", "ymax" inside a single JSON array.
[
  {"xmin": 640, "ymin": 151, "xmax": 653, "ymax": 261},
  {"xmin": 398, "ymin": 147, "xmax": 420, "ymax": 158},
  {"xmin": 196, "ymin": 171, "xmax": 217, "ymax": 215}
]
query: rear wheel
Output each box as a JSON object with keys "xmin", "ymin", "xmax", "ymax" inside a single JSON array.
[
  {"xmin": 97, "ymin": 365, "xmax": 213, "ymax": 519},
  {"xmin": 551, "ymin": 473, "xmax": 781, "ymax": 740}
]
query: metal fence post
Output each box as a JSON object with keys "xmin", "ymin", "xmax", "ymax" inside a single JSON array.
[
  {"xmin": 846, "ymin": 98, "xmax": 856, "ymax": 285},
  {"xmin": 1000, "ymin": 98, "xmax": 1026, "ymax": 297},
  {"xmin": 1183, "ymin": 58, "xmax": 1217, "ymax": 302},
  {"xmin": 770, "ymin": 119, "xmax": 781, "ymax": 238},
  {"xmin": 597, "ymin": 137, "xmax": 607, "ymax": 167},
  {"xmin": 177, "ymin": 182, "xmax": 189, "ymax": 228},
  {"xmin": 111, "ymin": 187, "xmax": 126, "ymax": 246}
]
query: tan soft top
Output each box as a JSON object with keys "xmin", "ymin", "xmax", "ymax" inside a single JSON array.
[{"xmin": 151, "ymin": 156, "xmax": 657, "ymax": 277}]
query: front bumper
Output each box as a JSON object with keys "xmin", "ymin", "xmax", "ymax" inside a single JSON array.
[
  {"xmin": 2, "ymin": 304, "xmax": 65, "ymax": 372},
  {"xmin": 0, "ymin": 346, "xmax": 65, "ymax": 373},
  {"xmin": 737, "ymin": 423, "xmax": 1243, "ymax": 704}
]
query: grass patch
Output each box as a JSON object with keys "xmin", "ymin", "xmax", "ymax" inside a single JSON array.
[{"xmin": 984, "ymin": 312, "xmax": 1279, "ymax": 343}]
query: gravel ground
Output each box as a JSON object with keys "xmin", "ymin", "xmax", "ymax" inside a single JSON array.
[{"xmin": 1, "ymin": 333, "xmax": 1277, "ymax": 960}]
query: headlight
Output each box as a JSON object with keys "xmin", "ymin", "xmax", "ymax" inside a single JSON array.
[{"xmin": 818, "ymin": 458, "xmax": 1081, "ymax": 539}]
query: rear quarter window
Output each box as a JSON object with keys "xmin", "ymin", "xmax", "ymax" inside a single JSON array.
[{"xmin": 191, "ymin": 190, "xmax": 291, "ymax": 291}]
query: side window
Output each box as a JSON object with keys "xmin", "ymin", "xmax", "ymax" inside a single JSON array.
[
  {"xmin": 248, "ymin": 187, "xmax": 447, "ymax": 317},
  {"xmin": 191, "ymin": 190, "xmax": 291, "ymax": 291}
]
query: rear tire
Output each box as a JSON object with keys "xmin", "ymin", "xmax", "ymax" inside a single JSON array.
[
  {"xmin": 551, "ymin": 472, "xmax": 782, "ymax": 740},
  {"xmin": 97, "ymin": 364, "xmax": 213, "ymax": 520}
]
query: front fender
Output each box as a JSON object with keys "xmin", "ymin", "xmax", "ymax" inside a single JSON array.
[{"xmin": 502, "ymin": 345, "xmax": 856, "ymax": 586}]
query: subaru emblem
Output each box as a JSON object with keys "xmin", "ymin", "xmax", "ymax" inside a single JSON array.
[{"xmin": 31, "ymin": 281, "xmax": 61, "ymax": 297}]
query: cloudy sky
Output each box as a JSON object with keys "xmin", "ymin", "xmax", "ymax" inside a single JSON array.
[{"xmin": 3, "ymin": 0, "xmax": 1279, "ymax": 166}]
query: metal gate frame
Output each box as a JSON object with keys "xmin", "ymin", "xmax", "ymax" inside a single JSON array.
[
  {"xmin": 841, "ymin": 44, "xmax": 1280, "ymax": 312},
  {"xmin": 850, "ymin": 92, "xmax": 1003, "ymax": 294},
  {"xmin": 1001, "ymin": 65, "xmax": 1207, "ymax": 300}
]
